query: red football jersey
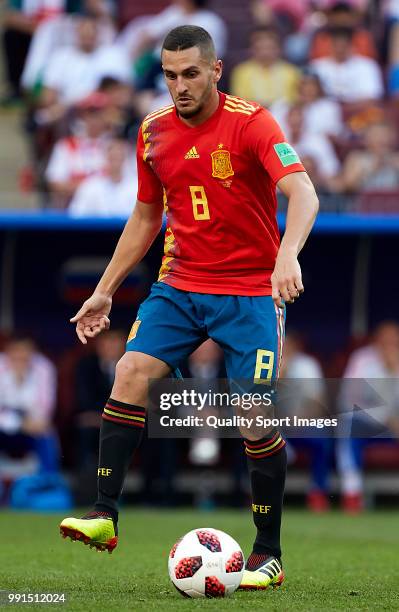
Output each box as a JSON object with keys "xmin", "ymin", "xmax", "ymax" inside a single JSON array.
[{"xmin": 136, "ymin": 91, "xmax": 305, "ymax": 295}]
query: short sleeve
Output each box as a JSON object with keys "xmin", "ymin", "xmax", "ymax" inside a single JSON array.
[
  {"xmin": 136, "ymin": 125, "xmax": 164, "ymax": 204},
  {"xmin": 244, "ymin": 108, "xmax": 305, "ymax": 184}
]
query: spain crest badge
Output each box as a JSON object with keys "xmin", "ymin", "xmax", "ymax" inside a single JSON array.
[{"xmin": 211, "ymin": 144, "xmax": 234, "ymax": 180}]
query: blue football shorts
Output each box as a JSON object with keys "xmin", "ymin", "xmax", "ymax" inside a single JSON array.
[{"xmin": 126, "ymin": 281, "xmax": 285, "ymax": 385}]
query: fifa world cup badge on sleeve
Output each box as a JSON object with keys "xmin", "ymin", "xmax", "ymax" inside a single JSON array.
[
  {"xmin": 273, "ymin": 142, "xmax": 300, "ymax": 167},
  {"xmin": 211, "ymin": 144, "xmax": 234, "ymax": 180}
]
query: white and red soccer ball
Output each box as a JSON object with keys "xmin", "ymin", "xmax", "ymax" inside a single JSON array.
[{"xmin": 168, "ymin": 528, "xmax": 244, "ymax": 598}]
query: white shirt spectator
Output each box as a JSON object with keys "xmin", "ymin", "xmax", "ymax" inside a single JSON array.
[
  {"xmin": 0, "ymin": 353, "xmax": 56, "ymax": 435},
  {"xmin": 341, "ymin": 346, "xmax": 399, "ymax": 424},
  {"xmin": 20, "ymin": 0, "xmax": 64, "ymax": 19},
  {"xmin": 119, "ymin": 4, "xmax": 227, "ymax": 58},
  {"xmin": 284, "ymin": 352, "xmax": 324, "ymax": 401},
  {"xmin": 69, "ymin": 173, "xmax": 138, "ymax": 217},
  {"xmin": 310, "ymin": 55, "xmax": 384, "ymax": 102},
  {"xmin": 271, "ymin": 98, "xmax": 343, "ymax": 138},
  {"xmin": 285, "ymin": 352, "xmax": 324, "ymax": 380},
  {"xmin": 42, "ymin": 44, "xmax": 132, "ymax": 104},
  {"xmin": 45, "ymin": 135, "xmax": 108, "ymax": 185},
  {"xmin": 289, "ymin": 132, "xmax": 340, "ymax": 178},
  {"xmin": 384, "ymin": 0, "xmax": 399, "ymax": 18},
  {"xmin": 22, "ymin": 14, "xmax": 116, "ymax": 90},
  {"xmin": 344, "ymin": 345, "xmax": 399, "ymax": 378}
]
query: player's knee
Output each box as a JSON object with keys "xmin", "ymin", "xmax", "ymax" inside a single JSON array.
[{"xmin": 115, "ymin": 353, "xmax": 149, "ymax": 386}]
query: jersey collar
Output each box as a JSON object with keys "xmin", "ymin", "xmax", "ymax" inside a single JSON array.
[{"xmin": 171, "ymin": 91, "xmax": 226, "ymax": 133}]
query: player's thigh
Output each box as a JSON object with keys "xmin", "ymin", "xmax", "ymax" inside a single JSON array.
[
  {"xmin": 208, "ymin": 295, "xmax": 285, "ymax": 383},
  {"xmin": 208, "ymin": 296, "xmax": 285, "ymax": 439},
  {"xmin": 126, "ymin": 281, "xmax": 205, "ymax": 370}
]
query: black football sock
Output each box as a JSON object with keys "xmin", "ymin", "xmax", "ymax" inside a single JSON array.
[
  {"xmin": 246, "ymin": 552, "xmax": 275, "ymax": 570},
  {"xmin": 94, "ymin": 398, "xmax": 146, "ymax": 523},
  {"xmin": 244, "ymin": 430, "xmax": 287, "ymax": 560}
]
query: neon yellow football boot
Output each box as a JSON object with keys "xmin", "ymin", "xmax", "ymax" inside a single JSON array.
[
  {"xmin": 239, "ymin": 555, "xmax": 285, "ymax": 590},
  {"xmin": 59, "ymin": 511, "xmax": 118, "ymax": 553}
]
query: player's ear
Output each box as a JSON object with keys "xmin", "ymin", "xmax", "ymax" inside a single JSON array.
[{"xmin": 213, "ymin": 59, "xmax": 223, "ymax": 84}]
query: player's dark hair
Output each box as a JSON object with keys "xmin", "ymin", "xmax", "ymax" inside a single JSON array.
[{"xmin": 162, "ymin": 25, "xmax": 216, "ymax": 61}]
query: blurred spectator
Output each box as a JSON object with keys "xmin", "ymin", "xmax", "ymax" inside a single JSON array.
[
  {"xmin": 97, "ymin": 77, "xmax": 140, "ymax": 139},
  {"xmin": 384, "ymin": 0, "xmax": 399, "ymax": 20},
  {"xmin": 386, "ymin": 0, "xmax": 399, "ymax": 68},
  {"xmin": 251, "ymin": 0, "xmax": 310, "ymax": 33},
  {"xmin": 1, "ymin": 0, "xmax": 65, "ymax": 102},
  {"xmin": 118, "ymin": 0, "xmax": 227, "ymax": 61},
  {"xmin": 336, "ymin": 122, "xmax": 399, "ymax": 193},
  {"xmin": 45, "ymin": 91, "xmax": 110, "ymax": 207},
  {"xmin": 387, "ymin": 63, "xmax": 399, "ymax": 97},
  {"xmin": 311, "ymin": 26, "xmax": 384, "ymax": 103},
  {"xmin": 230, "ymin": 27, "xmax": 300, "ymax": 107},
  {"xmin": 68, "ymin": 137, "xmax": 138, "ymax": 217},
  {"xmin": 74, "ymin": 330, "xmax": 125, "ymax": 467},
  {"xmin": 280, "ymin": 333, "xmax": 333, "ymax": 512},
  {"xmin": 271, "ymin": 71, "xmax": 344, "ymax": 138},
  {"xmin": 250, "ymin": 0, "xmax": 313, "ymax": 64},
  {"xmin": 38, "ymin": 14, "xmax": 131, "ymax": 125},
  {"xmin": 21, "ymin": 3, "xmax": 116, "ymax": 94},
  {"xmin": 386, "ymin": 6, "xmax": 399, "ymax": 97},
  {"xmin": 0, "ymin": 336, "xmax": 58, "ymax": 476},
  {"xmin": 310, "ymin": 2, "xmax": 377, "ymax": 60},
  {"xmin": 337, "ymin": 321, "xmax": 399, "ymax": 512},
  {"xmin": 378, "ymin": 0, "xmax": 399, "ymax": 91},
  {"xmin": 283, "ymin": 104, "xmax": 340, "ymax": 190}
]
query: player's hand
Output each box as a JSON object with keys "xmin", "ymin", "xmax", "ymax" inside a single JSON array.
[
  {"xmin": 271, "ymin": 250, "xmax": 304, "ymax": 308},
  {"xmin": 70, "ymin": 292, "xmax": 112, "ymax": 344}
]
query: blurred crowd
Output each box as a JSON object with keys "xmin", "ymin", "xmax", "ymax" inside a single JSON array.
[
  {"xmin": 1, "ymin": 322, "xmax": 399, "ymax": 512},
  {"xmin": 2, "ymin": 0, "xmax": 399, "ymax": 211}
]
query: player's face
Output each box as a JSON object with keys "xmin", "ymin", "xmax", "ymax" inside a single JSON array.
[{"xmin": 162, "ymin": 47, "xmax": 221, "ymax": 119}]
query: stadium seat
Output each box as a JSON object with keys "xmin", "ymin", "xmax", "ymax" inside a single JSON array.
[{"xmin": 356, "ymin": 189, "xmax": 399, "ymax": 214}]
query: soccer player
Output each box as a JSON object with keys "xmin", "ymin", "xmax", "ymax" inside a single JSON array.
[{"xmin": 60, "ymin": 25, "xmax": 319, "ymax": 590}]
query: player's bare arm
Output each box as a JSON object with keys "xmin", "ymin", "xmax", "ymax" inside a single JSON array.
[
  {"xmin": 272, "ymin": 171, "xmax": 319, "ymax": 308},
  {"xmin": 70, "ymin": 199, "xmax": 164, "ymax": 344}
]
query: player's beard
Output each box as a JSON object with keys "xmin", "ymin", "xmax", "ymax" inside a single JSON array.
[{"xmin": 175, "ymin": 78, "xmax": 214, "ymax": 119}]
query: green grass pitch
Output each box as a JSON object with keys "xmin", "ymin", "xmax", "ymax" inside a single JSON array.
[{"xmin": 0, "ymin": 509, "xmax": 398, "ymax": 611}]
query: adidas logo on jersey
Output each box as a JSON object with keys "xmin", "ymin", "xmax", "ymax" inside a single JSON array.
[{"xmin": 184, "ymin": 146, "xmax": 200, "ymax": 159}]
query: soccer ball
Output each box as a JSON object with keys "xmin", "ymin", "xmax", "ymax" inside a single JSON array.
[{"xmin": 168, "ymin": 527, "xmax": 244, "ymax": 598}]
